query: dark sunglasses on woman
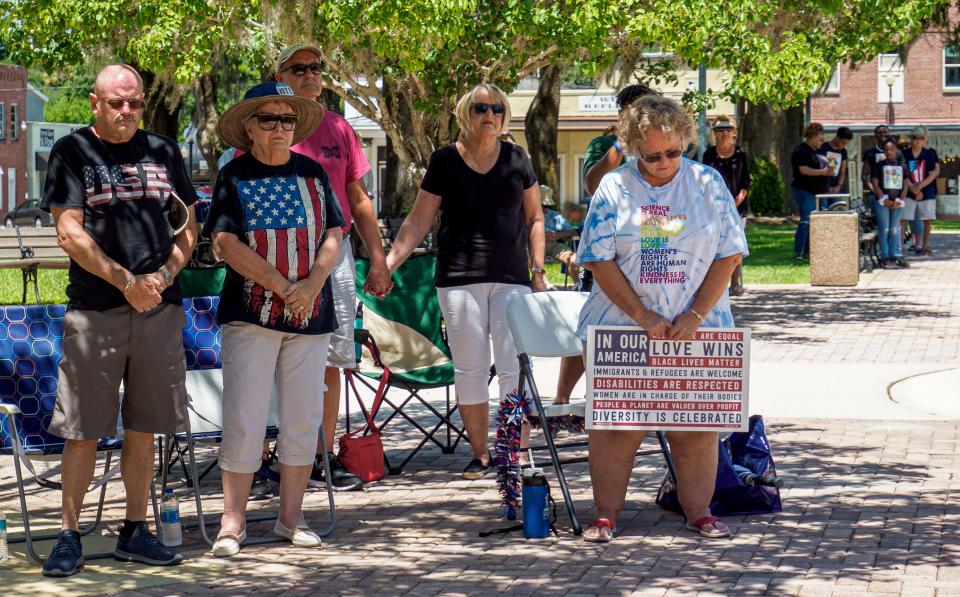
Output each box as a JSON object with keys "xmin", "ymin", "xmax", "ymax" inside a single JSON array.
[
  {"xmin": 282, "ymin": 62, "xmax": 323, "ymax": 77},
  {"xmin": 250, "ymin": 113, "xmax": 299, "ymax": 131},
  {"xmin": 638, "ymin": 147, "xmax": 684, "ymax": 164},
  {"xmin": 471, "ymin": 102, "xmax": 506, "ymax": 116}
]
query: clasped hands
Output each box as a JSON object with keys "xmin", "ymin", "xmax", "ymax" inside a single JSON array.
[
  {"xmin": 635, "ymin": 309, "xmax": 702, "ymax": 341},
  {"xmin": 123, "ymin": 272, "xmax": 168, "ymax": 313}
]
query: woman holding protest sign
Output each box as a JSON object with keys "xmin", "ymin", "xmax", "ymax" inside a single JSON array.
[{"xmin": 575, "ymin": 95, "xmax": 748, "ymax": 542}]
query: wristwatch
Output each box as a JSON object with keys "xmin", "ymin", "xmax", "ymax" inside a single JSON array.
[
  {"xmin": 159, "ymin": 265, "xmax": 174, "ymax": 286},
  {"xmin": 530, "ymin": 266, "xmax": 546, "ymax": 275}
]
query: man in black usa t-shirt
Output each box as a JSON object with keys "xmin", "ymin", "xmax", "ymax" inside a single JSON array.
[{"xmin": 39, "ymin": 64, "xmax": 197, "ymax": 577}]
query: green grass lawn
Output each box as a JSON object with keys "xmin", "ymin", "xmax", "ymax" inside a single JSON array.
[
  {"xmin": 932, "ymin": 220, "xmax": 960, "ymax": 230},
  {"xmin": 0, "ymin": 269, "xmax": 69, "ymax": 305},
  {"xmin": 741, "ymin": 223, "xmax": 810, "ymax": 284}
]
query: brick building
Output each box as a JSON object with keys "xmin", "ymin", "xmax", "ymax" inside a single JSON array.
[
  {"xmin": 0, "ymin": 65, "xmax": 27, "ymax": 221},
  {"xmin": 810, "ymin": 17, "xmax": 960, "ymax": 215}
]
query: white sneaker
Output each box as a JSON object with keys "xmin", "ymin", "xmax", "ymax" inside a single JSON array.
[
  {"xmin": 212, "ymin": 528, "xmax": 246, "ymax": 557},
  {"xmin": 273, "ymin": 520, "xmax": 321, "ymax": 547}
]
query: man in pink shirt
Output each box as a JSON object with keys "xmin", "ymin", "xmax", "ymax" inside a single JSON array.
[{"xmin": 252, "ymin": 45, "xmax": 392, "ymax": 494}]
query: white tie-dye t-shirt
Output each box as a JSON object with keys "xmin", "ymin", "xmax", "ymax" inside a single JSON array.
[{"xmin": 575, "ymin": 158, "xmax": 749, "ymax": 340}]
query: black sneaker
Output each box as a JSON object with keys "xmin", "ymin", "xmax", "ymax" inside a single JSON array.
[
  {"xmin": 249, "ymin": 473, "xmax": 278, "ymax": 501},
  {"xmin": 895, "ymin": 257, "xmax": 910, "ymax": 269},
  {"xmin": 462, "ymin": 456, "xmax": 491, "ymax": 480},
  {"xmin": 250, "ymin": 456, "xmax": 280, "ymax": 501},
  {"xmin": 881, "ymin": 258, "xmax": 897, "ymax": 270},
  {"xmin": 42, "ymin": 529, "xmax": 84, "ymax": 577},
  {"xmin": 307, "ymin": 453, "xmax": 363, "ymax": 491},
  {"xmin": 113, "ymin": 521, "xmax": 183, "ymax": 566}
]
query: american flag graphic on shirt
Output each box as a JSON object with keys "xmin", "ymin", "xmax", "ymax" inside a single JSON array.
[
  {"xmin": 238, "ymin": 175, "xmax": 328, "ymax": 330},
  {"xmin": 82, "ymin": 162, "xmax": 173, "ymax": 205},
  {"xmin": 907, "ymin": 158, "xmax": 927, "ymax": 185}
]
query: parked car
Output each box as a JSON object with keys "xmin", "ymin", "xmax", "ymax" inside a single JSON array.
[{"xmin": 3, "ymin": 199, "xmax": 54, "ymax": 228}]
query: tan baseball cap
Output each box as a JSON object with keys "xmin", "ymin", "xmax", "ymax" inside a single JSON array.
[{"xmin": 275, "ymin": 45, "xmax": 322, "ymax": 74}]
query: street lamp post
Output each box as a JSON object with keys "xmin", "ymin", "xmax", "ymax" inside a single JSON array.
[{"xmin": 884, "ymin": 73, "xmax": 896, "ymax": 126}]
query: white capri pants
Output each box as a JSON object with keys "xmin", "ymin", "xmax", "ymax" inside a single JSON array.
[
  {"xmin": 437, "ymin": 283, "xmax": 530, "ymax": 406},
  {"xmin": 218, "ymin": 322, "xmax": 331, "ymax": 473}
]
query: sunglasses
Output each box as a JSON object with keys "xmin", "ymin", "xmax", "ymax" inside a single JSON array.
[
  {"xmin": 102, "ymin": 97, "xmax": 145, "ymax": 110},
  {"xmin": 281, "ymin": 62, "xmax": 322, "ymax": 77},
  {"xmin": 250, "ymin": 113, "xmax": 298, "ymax": 131},
  {"xmin": 471, "ymin": 102, "xmax": 505, "ymax": 116},
  {"xmin": 638, "ymin": 147, "xmax": 684, "ymax": 164}
]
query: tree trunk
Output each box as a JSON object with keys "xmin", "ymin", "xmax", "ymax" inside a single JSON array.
[
  {"xmin": 739, "ymin": 101, "xmax": 805, "ymax": 213},
  {"xmin": 320, "ymin": 88, "xmax": 343, "ymax": 115},
  {"xmin": 139, "ymin": 71, "xmax": 181, "ymax": 140},
  {"xmin": 379, "ymin": 79, "xmax": 439, "ymax": 215},
  {"xmin": 524, "ymin": 64, "xmax": 562, "ymax": 197},
  {"xmin": 193, "ymin": 72, "xmax": 222, "ymax": 183}
]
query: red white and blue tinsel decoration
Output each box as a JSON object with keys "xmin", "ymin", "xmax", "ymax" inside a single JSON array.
[{"xmin": 493, "ymin": 389, "xmax": 530, "ymax": 520}]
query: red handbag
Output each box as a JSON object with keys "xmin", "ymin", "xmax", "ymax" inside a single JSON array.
[{"xmin": 338, "ymin": 391, "xmax": 386, "ymax": 482}]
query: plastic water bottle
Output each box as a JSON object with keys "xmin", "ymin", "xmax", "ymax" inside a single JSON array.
[
  {"xmin": 160, "ymin": 488, "xmax": 182, "ymax": 547},
  {"xmin": 0, "ymin": 508, "xmax": 9, "ymax": 562},
  {"xmin": 521, "ymin": 450, "xmax": 551, "ymax": 539}
]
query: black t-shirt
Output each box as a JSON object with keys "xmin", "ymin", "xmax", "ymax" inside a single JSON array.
[
  {"xmin": 702, "ymin": 145, "xmax": 750, "ymax": 217},
  {"xmin": 420, "ymin": 142, "xmax": 538, "ymax": 288},
  {"xmin": 818, "ymin": 142, "xmax": 848, "ymax": 188},
  {"xmin": 41, "ymin": 127, "xmax": 197, "ymax": 311},
  {"xmin": 871, "ymin": 157, "xmax": 908, "ymax": 199},
  {"xmin": 903, "ymin": 147, "xmax": 940, "ymax": 200},
  {"xmin": 203, "ymin": 152, "xmax": 344, "ymax": 335},
  {"xmin": 790, "ymin": 142, "xmax": 828, "ymax": 194}
]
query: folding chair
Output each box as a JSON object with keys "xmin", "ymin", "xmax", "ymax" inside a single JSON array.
[
  {"xmin": 506, "ymin": 291, "xmax": 678, "ymax": 535},
  {"xmin": 343, "ymin": 252, "xmax": 466, "ymax": 474},
  {"xmin": 169, "ymin": 296, "xmax": 336, "ymax": 547},
  {"xmin": 0, "ymin": 303, "xmax": 161, "ymax": 564}
]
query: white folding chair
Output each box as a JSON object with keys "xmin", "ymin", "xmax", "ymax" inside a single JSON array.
[{"xmin": 506, "ymin": 291, "xmax": 677, "ymax": 535}]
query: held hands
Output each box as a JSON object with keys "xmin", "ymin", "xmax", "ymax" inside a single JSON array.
[
  {"xmin": 667, "ymin": 310, "xmax": 702, "ymax": 341},
  {"xmin": 283, "ymin": 277, "xmax": 322, "ymax": 316},
  {"xmin": 123, "ymin": 272, "xmax": 166, "ymax": 313},
  {"xmin": 363, "ymin": 263, "xmax": 394, "ymax": 298},
  {"xmin": 634, "ymin": 310, "xmax": 671, "ymax": 338}
]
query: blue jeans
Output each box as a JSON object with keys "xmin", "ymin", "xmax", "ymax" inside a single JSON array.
[
  {"xmin": 793, "ymin": 189, "xmax": 817, "ymax": 257},
  {"xmin": 874, "ymin": 198, "xmax": 903, "ymax": 258},
  {"xmin": 912, "ymin": 214, "xmax": 924, "ymax": 246}
]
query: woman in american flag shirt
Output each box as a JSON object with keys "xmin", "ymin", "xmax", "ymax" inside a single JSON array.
[{"xmin": 202, "ymin": 82, "xmax": 345, "ymax": 557}]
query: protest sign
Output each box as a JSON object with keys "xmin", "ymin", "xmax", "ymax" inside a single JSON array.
[{"xmin": 585, "ymin": 325, "xmax": 750, "ymax": 432}]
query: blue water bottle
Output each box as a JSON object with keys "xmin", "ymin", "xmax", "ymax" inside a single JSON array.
[{"xmin": 522, "ymin": 466, "xmax": 551, "ymax": 538}]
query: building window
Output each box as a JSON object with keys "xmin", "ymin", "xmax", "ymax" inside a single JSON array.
[
  {"xmin": 877, "ymin": 54, "xmax": 904, "ymax": 104},
  {"xmin": 945, "ymin": 45, "xmax": 960, "ymax": 90},
  {"xmin": 820, "ymin": 65, "xmax": 840, "ymax": 95},
  {"xmin": 577, "ymin": 155, "xmax": 588, "ymax": 202},
  {"xmin": 10, "ymin": 104, "xmax": 18, "ymax": 141},
  {"xmin": 0, "ymin": 103, "xmax": 5, "ymax": 141}
]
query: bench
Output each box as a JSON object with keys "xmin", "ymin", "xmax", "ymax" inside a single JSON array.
[
  {"xmin": 0, "ymin": 227, "xmax": 68, "ymax": 304},
  {"xmin": 851, "ymin": 197, "xmax": 880, "ymax": 272}
]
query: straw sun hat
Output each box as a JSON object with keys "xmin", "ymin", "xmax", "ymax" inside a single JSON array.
[{"xmin": 217, "ymin": 82, "xmax": 323, "ymax": 151}]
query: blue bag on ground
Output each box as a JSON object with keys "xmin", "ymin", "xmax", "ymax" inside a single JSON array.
[{"xmin": 656, "ymin": 415, "xmax": 783, "ymax": 516}]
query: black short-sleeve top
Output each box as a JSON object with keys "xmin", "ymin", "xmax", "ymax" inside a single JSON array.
[{"xmin": 419, "ymin": 142, "xmax": 538, "ymax": 288}]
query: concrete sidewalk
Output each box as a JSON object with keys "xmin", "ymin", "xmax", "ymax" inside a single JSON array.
[{"xmin": 1, "ymin": 232, "xmax": 959, "ymax": 596}]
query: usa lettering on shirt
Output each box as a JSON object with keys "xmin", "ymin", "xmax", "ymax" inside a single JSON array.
[{"xmin": 82, "ymin": 162, "xmax": 173, "ymax": 205}]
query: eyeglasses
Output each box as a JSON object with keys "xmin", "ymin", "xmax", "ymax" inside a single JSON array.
[
  {"xmin": 638, "ymin": 147, "xmax": 684, "ymax": 164},
  {"xmin": 471, "ymin": 102, "xmax": 506, "ymax": 116},
  {"xmin": 281, "ymin": 62, "xmax": 322, "ymax": 77},
  {"xmin": 910, "ymin": 136, "xmax": 926, "ymax": 141},
  {"xmin": 102, "ymin": 97, "xmax": 145, "ymax": 110},
  {"xmin": 249, "ymin": 113, "xmax": 298, "ymax": 131}
]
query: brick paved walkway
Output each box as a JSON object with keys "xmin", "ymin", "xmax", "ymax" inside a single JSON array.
[
  {"xmin": 2, "ymin": 233, "xmax": 959, "ymax": 596},
  {"xmin": 733, "ymin": 232, "xmax": 960, "ymax": 365}
]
